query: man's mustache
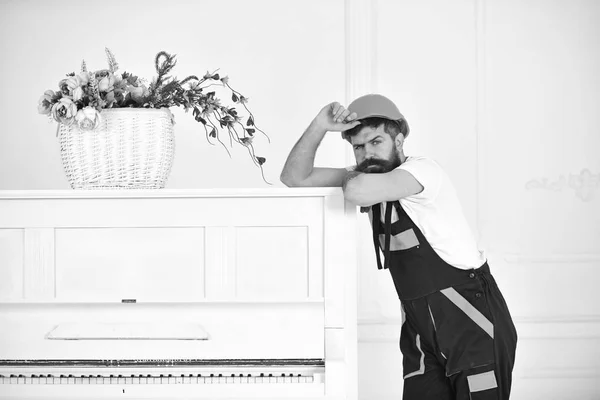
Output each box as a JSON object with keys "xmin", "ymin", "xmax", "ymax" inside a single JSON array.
[{"xmin": 355, "ymin": 158, "xmax": 396, "ymax": 173}]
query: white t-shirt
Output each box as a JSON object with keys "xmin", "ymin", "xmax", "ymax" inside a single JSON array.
[{"xmin": 348, "ymin": 156, "xmax": 486, "ymax": 270}]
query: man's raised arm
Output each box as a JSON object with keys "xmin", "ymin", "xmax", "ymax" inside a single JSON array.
[{"xmin": 280, "ymin": 102, "xmax": 360, "ymax": 187}]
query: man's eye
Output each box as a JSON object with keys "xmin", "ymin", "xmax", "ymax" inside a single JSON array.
[
  {"xmin": 354, "ymin": 146, "xmax": 362, "ymax": 150},
  {"xmin": 372, "ymin": 140, "xmax": 380, "ymax": 145}
]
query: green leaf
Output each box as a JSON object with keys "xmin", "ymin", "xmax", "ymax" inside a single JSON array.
[
  {"xmin": 246, "ymin": 116, "xmax": 254, "ymax": 126},
  {"xmin": 209, "ymin": 128, "xmax": 216, "ymax": 138},
  {"xmin": 232, "ymin": 93, "xmax": 239, "ymax": 102},
  {"xmin": 257, "ymin": 157, "xmax": 266, "ymax": 165},
  {"xmin": 193, "ymin": 109, "xmax": 207, "ymax": 125},
  {"xmin": 246, "ymin": 128, "xmax": 255, "ymax": 136}
]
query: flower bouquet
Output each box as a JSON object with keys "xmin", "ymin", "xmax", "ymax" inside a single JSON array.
[{"xmin": 38, "ymin": 48, "xmax": 269, "ymax": 188}]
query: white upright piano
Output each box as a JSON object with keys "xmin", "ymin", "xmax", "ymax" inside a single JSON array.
[{"xmin": 0, "ymin": 189, "xmax": 357, "ymax": 400}]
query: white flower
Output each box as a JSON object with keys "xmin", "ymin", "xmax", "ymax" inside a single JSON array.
[
  {"xmin": 51, "ymin": 97, "xmax": 78, "ymax": 125},
  {"xmin": 59, "ymin": 75, "xmax": 86, "ymax": 96},
  {"xmin": 74, "ymin": 107, "xmax": 102, "ymax": 131},
  {"xmin": 72, "ymin": 86, "xmax": 84, "ymax": 101}
]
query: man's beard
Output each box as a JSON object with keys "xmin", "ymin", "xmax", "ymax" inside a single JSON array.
[{"xmin": 355, "ymin": 150, "xmax": 401, "ymax": 173}]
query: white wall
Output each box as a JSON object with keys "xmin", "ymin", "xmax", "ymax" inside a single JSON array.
[
  {"xmin": 1, "ymin": 0, "xmax": 599, "ymax": 399},
  {"xmin": 481, "ymin": 1, "xmax": 600, "ymax": 398},
  {"xmin": 0, "ymin": 0, "xmax": 347, "ymax": 189},
  {"xmin": 357, "ymin": 1, "xmax": 600, "ymax": 399}
]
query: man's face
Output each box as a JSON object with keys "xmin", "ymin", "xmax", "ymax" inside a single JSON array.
[{"xmin": 351, "ymin": 124, "xmax": 401, "ymax": 173}]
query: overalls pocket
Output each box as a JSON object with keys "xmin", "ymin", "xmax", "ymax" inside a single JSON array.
[
  {"xmin": 426, "ymin": 280, "xmax": 496, "ymax": 376},
  {"xmin": 466, "ymin": 370, "xmax": 499, "ymax": 399}
]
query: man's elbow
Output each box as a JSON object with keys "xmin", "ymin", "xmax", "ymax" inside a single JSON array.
[
  {"xmin": 344, "ymin": 192, "xmax": 371, "ymax": 207},
  {"xmin": 342, "ymin": 180, "xmax": 371, "ymax": 207},
  {"xmin": 280, "ymin": 173, "xmax": 295, "ymax": 187},
  {"xmin": 280, "ymin": 172, "xmax": 305, "ymax": 187}
]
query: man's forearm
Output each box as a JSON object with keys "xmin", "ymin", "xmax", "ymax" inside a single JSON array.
[
  {"xmin": 280, "ymin": 121, "xmax": 327, "ymax": 185},
  {"xmin": 342, "ymin": 171, "xmax": 362, "ymax": 191}
]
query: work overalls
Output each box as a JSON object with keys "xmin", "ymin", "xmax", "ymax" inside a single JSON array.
[{"xmin": 370, "ymin": 201, "xmax": 518, "ymax": 400}]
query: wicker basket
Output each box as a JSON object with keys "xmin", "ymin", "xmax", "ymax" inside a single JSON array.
[{"xmin": 58, "ymin": 108, "xmax": 175, "ymax": 189}]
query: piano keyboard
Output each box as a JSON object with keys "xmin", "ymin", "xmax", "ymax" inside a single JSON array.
[
  {"xmin": 1, "ymin": 374, "xmax": 316, "ymax": 385},
  {"xmin": 0, "ymin": 361, "xmax": 323, "ymax": 385}
]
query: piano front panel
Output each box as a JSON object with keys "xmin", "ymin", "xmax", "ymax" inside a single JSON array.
[
  {"xmin": 0, "ymin": 302, "xmax": 325, "ymax": 360},
  {"xmin": 0, "ymin": 228, "xmax": 22, "ymax": 301},
  {"xmin": 0, "ymin": 196, "xmax": 324, "ymax": 229},
  {"xmin": 55, "ymin": 227, "xmax": 207, "ymax": 302},
  {"xmin": 236, "ymin": 226, "xmax": 312, "ymax": 299},
  {"xmin": 0, "ymin": 196, "xmax": 324, "ymax": 303}
]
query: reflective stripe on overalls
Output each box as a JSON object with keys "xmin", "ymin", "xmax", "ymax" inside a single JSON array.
[{"xmin": 370, "ymin": 201, "xmax": 517, "ymax": 400}]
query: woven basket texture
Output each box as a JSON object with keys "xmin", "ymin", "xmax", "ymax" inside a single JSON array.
[{"xmin": 58, "ymin": 108, "xmax": 175, "ymax": 189}]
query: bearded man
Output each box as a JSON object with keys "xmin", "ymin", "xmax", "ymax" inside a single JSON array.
[{"xmin": 280, "ymin": 94, "xmax": 518, "ymax": 400}]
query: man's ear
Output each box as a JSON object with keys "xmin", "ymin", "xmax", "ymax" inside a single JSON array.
[{"xmin": 394, "ymin": 134, "xmax": 404, "ymax": 150}]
